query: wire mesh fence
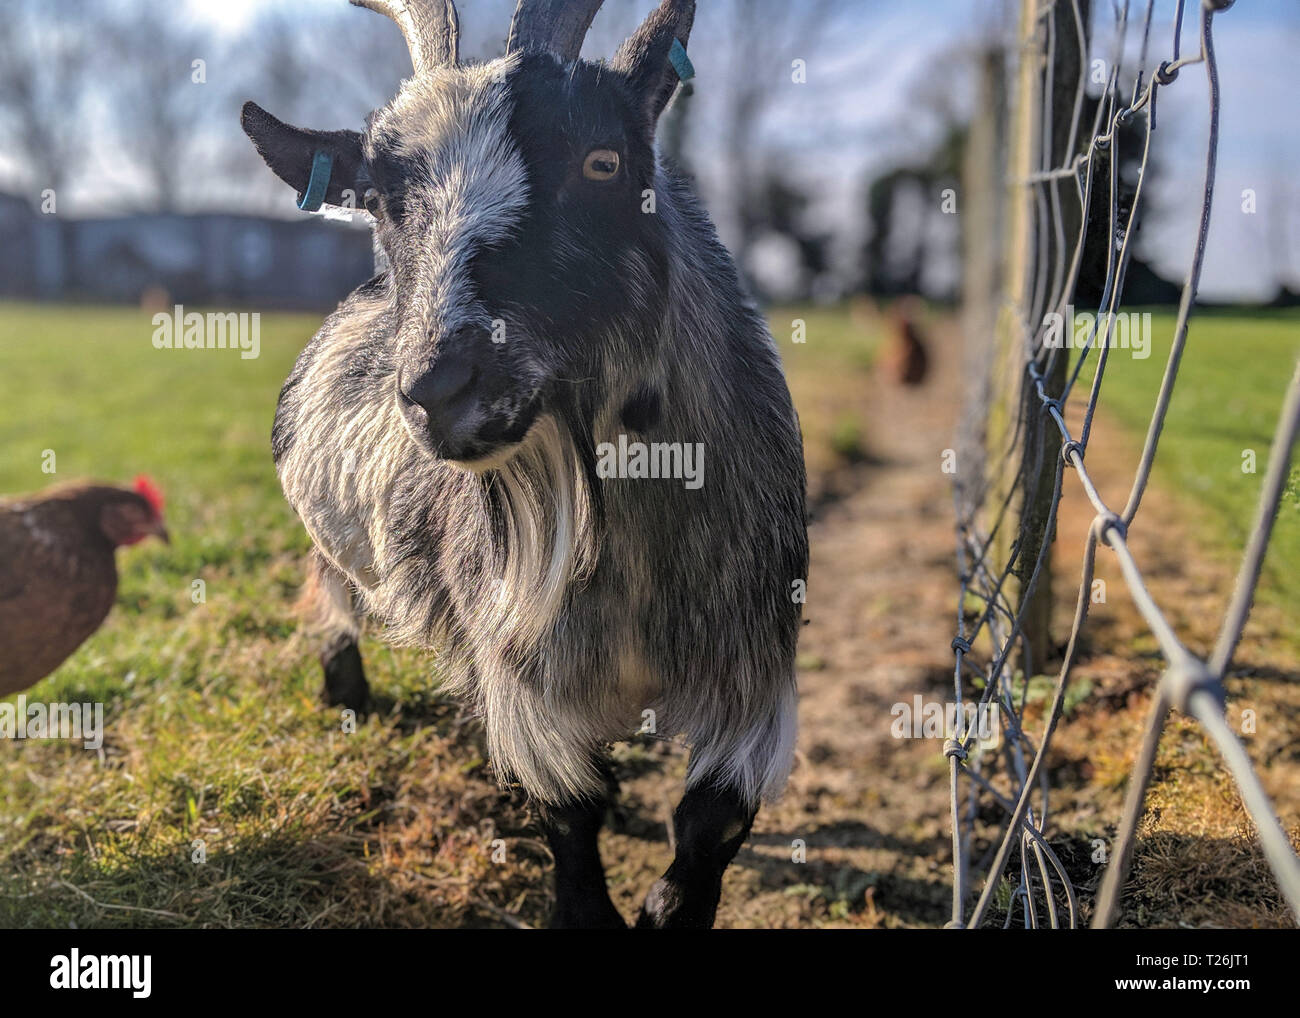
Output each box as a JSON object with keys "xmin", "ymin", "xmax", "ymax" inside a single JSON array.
[{"xmin": 950, "ymin": 0, "xmax": 1300, "ymax": 929}]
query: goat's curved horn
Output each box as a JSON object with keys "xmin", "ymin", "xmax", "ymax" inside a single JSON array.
[
  {"xmin": 506, "ymin": 0, "xmax": 606, "ymax": 61},
  {"xmin": 351, "ymin": 0, "xmax": 459, "ymax": 72}
]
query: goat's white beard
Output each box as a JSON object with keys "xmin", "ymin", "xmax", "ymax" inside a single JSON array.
[
  {"xmin": 469, "ymin": 413, "xmax": 613, "ymax": 803},
  {"xmin": 298, "ymin": 389, "xmax": 597, "ymax": 674},
  {"xmin": 477, "ymin": 414, "xmax": 597, "ymax": 665}
]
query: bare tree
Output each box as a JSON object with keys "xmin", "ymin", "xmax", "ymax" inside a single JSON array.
[
  {"xmin": 692, "ymin": 0, "xmax": 867, "ymax": 286},
  {"xmin": 93, "ymin": 3, "xmax": 219, "ymax": 212},
  {"xmin": 0, "ymin": 0, "xmax": 94, "ymax": 202}
]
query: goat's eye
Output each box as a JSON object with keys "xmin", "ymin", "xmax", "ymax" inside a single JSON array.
[
  {"xmin": 363, "ymin": 187, "xmax": 384, "ymax": 218},
  {"xmin": 582, "ymin": 149, "xmax": 620, "ymax": 182}
]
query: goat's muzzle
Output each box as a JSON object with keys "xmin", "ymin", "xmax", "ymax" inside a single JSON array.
[
  {"xmin": 397, "ymin": 346, "xmax": 481, "ymax": 457},
  {"xmin": 395, "ymin": 328, "xmax": 540, "ymax": 467}
]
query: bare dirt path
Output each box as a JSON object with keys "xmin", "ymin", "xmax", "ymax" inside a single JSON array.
[{"xmin": 600, "ymin": 322, "xmax": 967, "ymax": 928}]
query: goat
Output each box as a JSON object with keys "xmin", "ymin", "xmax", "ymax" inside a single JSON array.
[{"xmin": 241, "ymin": 0, "xmax": 808, "ymax": 928}]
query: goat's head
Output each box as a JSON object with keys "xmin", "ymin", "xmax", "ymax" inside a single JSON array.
[{"xmin": 242, "ymin": 0, "xmax": 695, "ymax": 468}]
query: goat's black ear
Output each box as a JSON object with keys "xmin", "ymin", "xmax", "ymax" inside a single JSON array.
[
  {"xmin": 240, "ymin": 101, "xmax": 365, "ymax": 211},
  {"xmin": 610, "ymin": 0, "xmax": 695, "ymax": 129}
]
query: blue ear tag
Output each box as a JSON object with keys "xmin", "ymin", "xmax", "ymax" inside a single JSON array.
[
  {"xmin": 297, "ymin": 150, "xmax": 333, "ymax": 212},
  {"xmin": 668, "ymin": 38, "xmax": 694, "ymax": 83}
]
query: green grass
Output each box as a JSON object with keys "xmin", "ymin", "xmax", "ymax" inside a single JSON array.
[
  {"xmin": 0, "ymin": 302, "xmax": 312, "ymax": 605},
  {"xmin": 1073, "ymin": 307, "xmax": 1300, "ymax": 628}
]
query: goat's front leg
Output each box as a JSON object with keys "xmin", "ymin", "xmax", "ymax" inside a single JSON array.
[
  {"xmin": 301, "ymin": 550, "xmax": 370, "ymax": 714},
  {"xmin": 320, "ymin": 633, "xmax": 369, "ymax": 714},
  {"xmin": 637, "ymin": 778, "xmax": 756, "ymax": 929},
  {"xmin": 536, "ymin": 761, "xmax": 625, "ymax": 929}
]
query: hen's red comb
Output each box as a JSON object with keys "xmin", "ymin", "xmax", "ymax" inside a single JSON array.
[{"xmin": 133, "ymin": 475, "xmax": 165, "ymax": 516}]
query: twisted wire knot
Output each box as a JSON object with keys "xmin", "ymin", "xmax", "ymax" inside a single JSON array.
[{"xmin": 1095, "ymin": 511, "xmax": 1127, "ymax": 547}]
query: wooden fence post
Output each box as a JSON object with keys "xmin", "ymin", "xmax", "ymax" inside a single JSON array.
[{"xmin": 985, "ymin": 0, "xmax": 1089, "ymax": 674}]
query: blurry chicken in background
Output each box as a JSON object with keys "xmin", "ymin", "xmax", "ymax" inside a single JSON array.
[
  {"xmin": 879, "ymin": 297, "xmax": 930, "ymax": 387},
  {"xmin": 0, "ymin": 477, "xmax": 168, "ymax": 696}
]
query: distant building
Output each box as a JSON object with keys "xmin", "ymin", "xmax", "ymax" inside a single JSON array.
[{"xmin": 0, "ymin": 193, "xmax": 374, "ymax": 310}]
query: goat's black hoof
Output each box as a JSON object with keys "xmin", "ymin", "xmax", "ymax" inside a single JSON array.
[
  {"xmin": 636, "ymin": 876, "xmax": 719, "ymax": 929},
  {"xmin": 320, "ymin": 640, "xmax": 371, "ymax": 715}
]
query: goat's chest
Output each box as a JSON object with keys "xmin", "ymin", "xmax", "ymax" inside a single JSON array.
[{"xmin": 562, "ymin": 524, "xmax": 664, "ymax": 713}]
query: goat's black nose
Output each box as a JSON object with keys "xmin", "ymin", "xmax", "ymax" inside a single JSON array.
[
  {"xmin": 399, "ymin": 351, "xmax": 479, "ymax": 450},
  {"xmin": 400, "ymin": 353, "xmax": 476, "ymax": 415}
]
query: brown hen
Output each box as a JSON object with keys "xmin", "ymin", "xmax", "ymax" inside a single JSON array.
[
  {"xmin": 880, "ymin": 298, "xmax": 930, "ymax": 387},
  {"xmin": 0, "ymin": 478, "xmax": 167, "ymax": 696}
]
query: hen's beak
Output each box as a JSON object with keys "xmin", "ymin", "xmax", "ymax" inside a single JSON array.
[{"xmin": 150, "ymin": 519, "xmax": 171, "ymax": 545}]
